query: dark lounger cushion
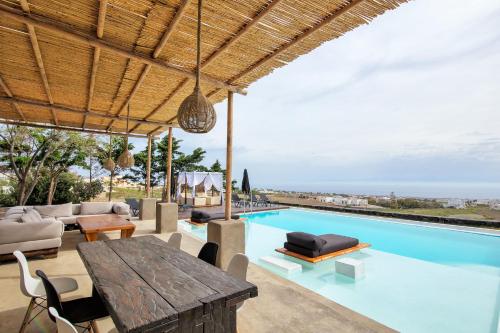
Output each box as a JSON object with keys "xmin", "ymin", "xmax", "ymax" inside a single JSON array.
[
  {"xmin": 318, "ymin": 234, "xmax": 358, "ymax": 256},
  {"xmin": 284, "ymin": 232, "xmax": 359, "ymax": 258},
  {"xmin": 286, "ymin": 232, "xmax": 326, "ymax": 251},
  {"xmin": 191, "ymin": 210, "xmax": 240, "ymax": 223}
]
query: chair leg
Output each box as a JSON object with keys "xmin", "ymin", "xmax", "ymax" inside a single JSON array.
[
  {"xmin": 19, "ymin": 297, "xmax": 35, "ymax": 333},
  {"xmin": 90, "ymin": 320, "xmax": 100, "ymax": 333}
]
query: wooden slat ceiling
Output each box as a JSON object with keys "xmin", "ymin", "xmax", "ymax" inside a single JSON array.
[{"xmin": 0, "ymin": 0, "xmax": 408, "ymax": 137}]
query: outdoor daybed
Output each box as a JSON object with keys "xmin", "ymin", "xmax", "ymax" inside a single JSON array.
[
  {"xmin": 190, "ymin": 210, "xmax": 240, "ymax": 224},
  {"xmin": 276, "ymin": 232, "xmax": 370, "ymax": 263}
]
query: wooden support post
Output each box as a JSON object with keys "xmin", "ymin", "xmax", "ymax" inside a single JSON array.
[
  {"xmin": 166, "ymin": 127, "xmax": 173, "ymax": 203},
  {"xmin": 225, "ymin": 91, "xmax": 233, "ymax": 220},
  {"xmin": 146, "ymin": 135, "xmax": 152, "ymax": 198}
]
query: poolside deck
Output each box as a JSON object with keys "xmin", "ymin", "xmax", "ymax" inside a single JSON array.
[{"xmin": 0, "ymin": 219, "xmax": 396, "ymax": 333}]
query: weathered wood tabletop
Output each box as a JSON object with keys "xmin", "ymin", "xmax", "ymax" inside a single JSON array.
[{"xmin": 77, "ymin": 235, "xmax": 258, "ymax": 333}]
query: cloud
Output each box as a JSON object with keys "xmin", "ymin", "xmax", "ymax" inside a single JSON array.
[{"xmin": 146, "ymin": 0, "xmax": 500, "ymax": 196}]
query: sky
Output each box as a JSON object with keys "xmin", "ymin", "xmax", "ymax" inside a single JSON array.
[{"xmin": 129, "ymin": 0, "xmax": 500, "ymax": 197}]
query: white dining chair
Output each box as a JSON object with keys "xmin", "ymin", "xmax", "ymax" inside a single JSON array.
[
  {"xmin": 226, "ymin": 253, "xmax": 249, "ymax": 311},
  {"xmin": 167, "ymin": 232, "xmax": 182, "ymax": 250},
  {"xmin": 14, "ymin": 250, "xmax": 78, "ymax": 333},
  {"xmin": 49, "ymin": 307, "xmax": 118, "ymax": 333}
]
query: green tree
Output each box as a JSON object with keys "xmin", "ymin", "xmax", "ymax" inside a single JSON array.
[
  {"xmin": 0, "ymin": 126, "xmax": 62, "ymax": 205},
  {"xmin": 43, "ymin": 132, "xmax": 91, "ymax": 204}
]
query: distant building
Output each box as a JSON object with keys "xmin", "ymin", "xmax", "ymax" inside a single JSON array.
[
  {"xmin": 444, "ymin": 199, "xmax": 466, "ymax": 209},
  {"xmin": 319, "ymin": 196, "xmax": 368, "ymax": 207}
]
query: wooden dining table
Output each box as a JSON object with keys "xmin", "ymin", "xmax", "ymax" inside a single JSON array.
[{"xmin": 77, "ymin": 235, "xmax": 258, "ymax": 333}]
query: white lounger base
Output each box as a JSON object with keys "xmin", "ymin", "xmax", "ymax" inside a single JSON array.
[
  {"xmin": 260, "ymin": 256, "xmax": 302, "ymax": 274},
  {"xmin": 335, "ymin": 258, "xmax": 365, "ymax": 279}
]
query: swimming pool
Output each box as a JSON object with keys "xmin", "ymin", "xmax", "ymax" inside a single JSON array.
[{"xmin": 179, "ymin": 208, "xmax": 500, "ymax": 333}]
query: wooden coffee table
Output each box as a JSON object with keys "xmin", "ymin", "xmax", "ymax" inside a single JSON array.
[{"xmin": 77, "ymin": 215, "xmax": 136, "ymax": 242}]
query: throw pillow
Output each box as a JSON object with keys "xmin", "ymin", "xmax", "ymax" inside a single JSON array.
[
  {"xmin": 112, "ymin": 202, "xmax": 130, "ymax": 215},
  {"xmin": 20, "ymin": 208, "xmax": 43, "ymax": 223}
]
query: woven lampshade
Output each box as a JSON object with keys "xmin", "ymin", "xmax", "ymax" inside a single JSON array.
[
  {"xmin": 103, "ymin": 158, "xmax": 115, "ymax": 171},
  {"xmin": 117, "ymin": 148, "xmax": 134, "ymax": 168},
  {"xmin": 178, "ymin": 88, "xmax": 216, "ymax": 133},
  {"xmin": 178, "ymin": 0, "xmax": 216, "ymax": 134}
]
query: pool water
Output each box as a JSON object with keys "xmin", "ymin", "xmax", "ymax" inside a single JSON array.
[{"xmin": 179, "ymin": 208, "xmax": 500, "ymax": 333}]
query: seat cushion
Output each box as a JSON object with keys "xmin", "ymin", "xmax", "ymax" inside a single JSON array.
[
  {"xmin": 80, "ymin": 202, "xmax": 113, "ymax": 215},
  {"xmin": 318, "ymin": 234, "xmax": 359, "ymax": 256},
  {"xmin": 61, "ymin": 295, "xmax": 109, "ymax": 323},
  {"xmin": 34, "ymin": 203, "xmax": 73, "ymax": 218},
  {"xmin": 286, "ymin": 232, "xmax": 326, "ymax": 251},
  {"xmin": 284, "ymin": 242, "xmax": 319, "ymax": 258}
]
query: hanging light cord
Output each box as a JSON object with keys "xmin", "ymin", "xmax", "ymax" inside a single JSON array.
[
  {"xmin": 108, "ymin": 134, "xmax": 112, "ymax": 156},
  {"xmin": 195, "ymin": 0, "xmax": 202, "ymax": 90},
  {"xmin": 125, "ymin": 103, "xmax": 130, "ymax": 145}
]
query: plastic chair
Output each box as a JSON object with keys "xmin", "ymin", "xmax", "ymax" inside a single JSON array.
[
  {"xmin": 49, "ymin": 307, "xmax": 118, "ymax": 333},
  {"xmin": 14, "ymin": 250, "xmax": 78, "ymax": 333},
  {"xmin": 167, "ymin": 232, "xmax": 182, "ymax": 250},
  {"xmin": 226, "ymin": 253, "xmax": 249, "ymax": 311},
  {"xmin": 197, "ymin": 242, "xmax": 219, "ymax": 266},
  {"xmin": 36, "ymin": 270, "xmax": 109, "ymax": 332}
]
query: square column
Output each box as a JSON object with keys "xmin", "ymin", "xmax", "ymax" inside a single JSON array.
[
  {"xmin": 156, "ymin": 202, "xmax": 178, "ymax": 233},
  {"xmin": 207, "ymin": 219, "xmax": 245, "ymax": 269},
  {"xmin": 139, "ymin": 198, "xmax": 158, "ymax": 220}
]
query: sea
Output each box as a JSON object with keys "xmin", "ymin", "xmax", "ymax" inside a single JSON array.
[{"xmin": 263, "ymin": 181, "xmax": 500, "ymax": 200}]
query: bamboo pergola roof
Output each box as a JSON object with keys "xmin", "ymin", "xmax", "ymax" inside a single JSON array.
[{"xmin": 0, "ymin": 0, "xmax": 408, "ymax": 137}]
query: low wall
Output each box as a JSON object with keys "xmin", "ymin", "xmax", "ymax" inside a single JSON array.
[{"xmin": 279, "ymin": 202, "xmax": 500, "ymax": 229}]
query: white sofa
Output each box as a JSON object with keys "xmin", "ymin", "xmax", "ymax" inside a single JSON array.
[{"xmin": 0, "ymin": 202, "xmax": 130, "ymax": 261}]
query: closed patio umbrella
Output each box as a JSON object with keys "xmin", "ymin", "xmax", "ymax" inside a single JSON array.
[{"xmin": 241, "ymin": 169, "xmax": 252, "ymax": 213}]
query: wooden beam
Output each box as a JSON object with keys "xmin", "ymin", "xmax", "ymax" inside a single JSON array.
[
  {"xmin": 205, "ymin": 0, "xmax": 367, "ymax": 100},
  {"xmin": 153, "ymin": 0, "xmax": 191, "ymax": 59},
  {"xmin": 146, "ymin": 135, "xmax": 152, "ymax": 198},
  {"xmin": 228, "ymin": 0, "xmax": 366, "ymax": 84},
  {"xmin": 0, "ymin": 76, "xmax": 26, "ymax": 121},
  {"xmin": 0, "ymin": 96, "xmax": 171, "ymax": 127},
  {"xmin": 166, "ymin": 127, "xmax": 173, "ymax": 202},
  {"xmin": 83, "ymin": 0, "xmax": 108, "ymax": 128},
  {"xmin": 0, "ymin": 119, "xmax": 152, "ymax": 138},
  {"xmin": 140, "ymin": 0, "xmax": 283, "ymax": 123},
  {"xmin": 225, "ymin": 91, "xmax": 233, "ymax": 220},
  {"xmin": 0, "ymin": 5, "xmax": 246, "ymax": 94},
  {"xmin": 148, "ymin": 125, "xmax": 164, "ymax": 135},
  {"xmin": 121, "ymin": 0, "xmax": 191, "ymax": 133},
  {"xmin": 19, "ymin": 0, "xmax": 58, "ymax": 125},
  {"xmin": 107, "ymin": 64, "xmax": 151, "ymax": 130}
]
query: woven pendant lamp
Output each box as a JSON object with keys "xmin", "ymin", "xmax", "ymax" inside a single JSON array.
[
  {"xmin": 117, "ymin": 104, "xmax": 135, "ymax": 168},
  {"xmin": 103, "ymin": 134, "xmax": 115, "ymax": 171},
  {"xmin": 177, "ymin": 0, "xmax": 216, "ymax": 134}
]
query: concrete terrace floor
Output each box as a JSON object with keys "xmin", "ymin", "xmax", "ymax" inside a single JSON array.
[{"xmin": 0, "ymin": 219, "xmax": 396, "ymax": 333}]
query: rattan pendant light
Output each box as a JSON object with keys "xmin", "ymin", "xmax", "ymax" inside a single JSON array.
[
  {"xmin": 117, "ymin": 104, "xmax": 135, "ymax": 168},
  {"xmin": 177, "ymin": 0, "xmax": 216, "ymax": 134},
  {"xmin": 103, "ymin": 134, "xmax": 115, "ymax": 171}
]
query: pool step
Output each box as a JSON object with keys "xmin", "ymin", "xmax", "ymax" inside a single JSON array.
[
  {"xmin": 335, "ymin": 258, "xmax": 365, "ymax": 279},
  {"xmin": 260, "ymin": 256, "xmax": 302, "ymax": 274}
]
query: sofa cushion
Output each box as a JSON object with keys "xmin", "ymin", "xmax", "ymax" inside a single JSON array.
[
  {"xmin": 286, "ymin": 232, "xmax": 326, "ymax": 251},
  {"xmin": 5, "ymin": 206, "xmax": 29, "ymax": 221},
  {"xmin": 57, "ymin": 216, "xmax": 78, "ymax": 225},
  {"xmin": 0, "ymin": 220, "xmax": 64, "ymax": 245},
  {"xmin": 34, "ymin": 203, "xmax": 73, "ymax": 218},
  {"xmin": 80, "ymin": 202, "xmax": 113, "ymax": 215},
  {"xmin": 72, "ymin": 204, "xmax": 81, "ymax": 215},
  {"xmin": 20, "ymin": 208, "xmax": 43, "ymax": 223},
  {"xmin": 0, "ymin": 238, "xmax": 62, "ymax": 255},
  {"xmin": 113, "ymin": 202, "xmax": 130, "ymax": 215}
]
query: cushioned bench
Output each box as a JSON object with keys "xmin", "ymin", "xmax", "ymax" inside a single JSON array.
[
  {"xmin": 190, "ymin": 210, "xmax": 240, "ymax": 223},
  {"xmin": 276, "ymin": 232, "xmax": 370, "ymax": 263}
]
